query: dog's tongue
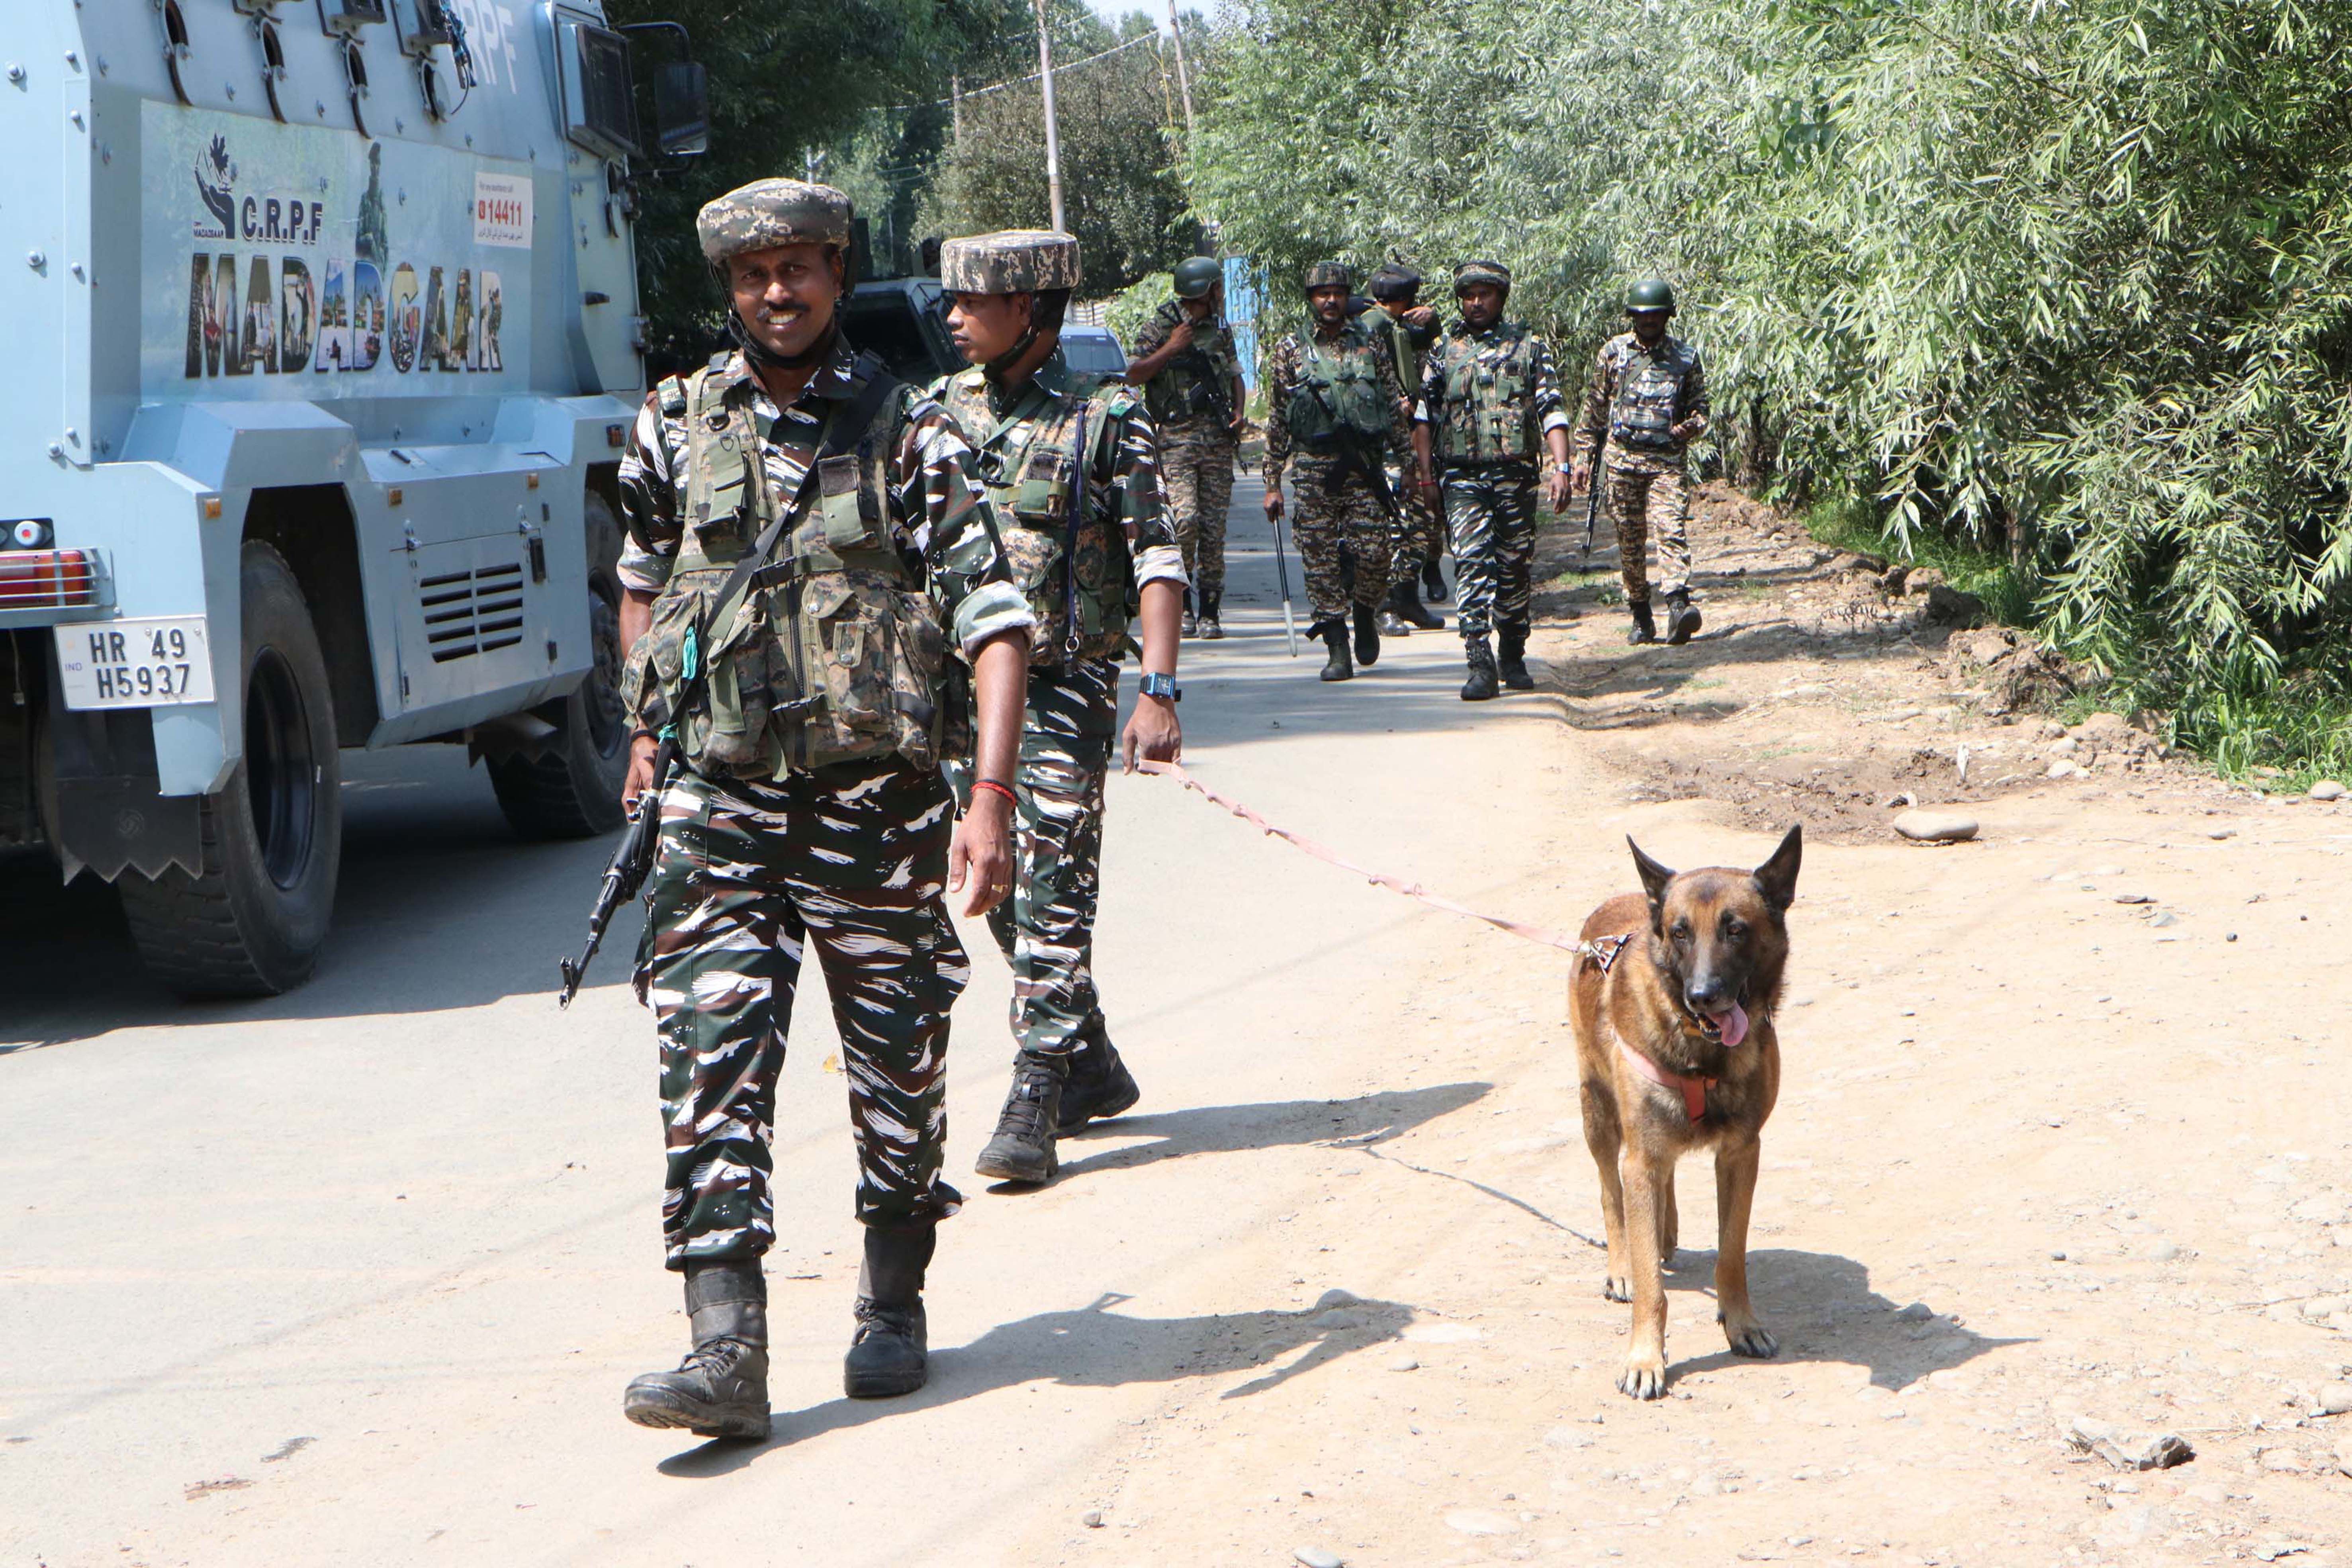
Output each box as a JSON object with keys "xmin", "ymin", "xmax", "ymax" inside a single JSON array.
[{"xmin": 1716, "ymin": 1002, "xmax": 1750, "ymax": 1049}]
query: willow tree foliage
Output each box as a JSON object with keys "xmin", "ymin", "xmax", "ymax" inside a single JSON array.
[{"xmin": 1195, "ymin": 0, "xmax": 2352, "ymax": 761}]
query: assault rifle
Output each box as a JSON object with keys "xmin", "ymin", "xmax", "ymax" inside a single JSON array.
[
  {"xmin": 558, "ymin": 732, "xmax": 674, "ymax": 1008},
  {"xmin": 557, "ymin": 369, "xmax": 894, "ymax": 1008}
]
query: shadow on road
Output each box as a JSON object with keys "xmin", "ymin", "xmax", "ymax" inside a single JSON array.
[
  {"xmin": 1642, "ymin": 1245, "xmax": 2029, "ymax": 1392},
  {"xmin": 0, "ymin": 747, "xmax": 632, "ymax": 1054},
  {"xmin": 1048, "ymin": 1081, "xmax": 1493, "ymax": 1181},
  {"xmin": 656, "ymin": 1288, "xmax": 1417, "ymax": 1476}
]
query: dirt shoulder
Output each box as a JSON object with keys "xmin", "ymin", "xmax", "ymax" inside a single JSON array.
[{"xmin": 1008, "ymin": 482, "xmax": 2352, "ymax": 1568}]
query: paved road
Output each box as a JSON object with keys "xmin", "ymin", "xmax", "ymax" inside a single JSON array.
[{"xmin": 1, "ymin": 477, "xmax": 1595, "ymax": 1566}]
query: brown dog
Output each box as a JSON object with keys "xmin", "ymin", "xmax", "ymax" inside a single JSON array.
[{"xmin": 1568, "ymin": 826, "xmax": 1801, "ymax": 1399}]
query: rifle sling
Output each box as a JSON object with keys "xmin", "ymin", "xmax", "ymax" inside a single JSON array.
[{"xmin": 1063, "ymin": 402, "xmax": 1089, "ymax": 656}]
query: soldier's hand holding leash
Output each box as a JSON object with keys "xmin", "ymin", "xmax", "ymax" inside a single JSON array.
[{"xmin": 949, "ymin": 628, "xmax": 1030, "ymax": 916}]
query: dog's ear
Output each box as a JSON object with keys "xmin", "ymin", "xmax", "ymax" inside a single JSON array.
[
  {"xmin": 1628, "ymin": 835, "xmax": 1676, "ymax": 924},
  {"xmin": 1753, "ymin": 824, "xmax": 1802, "ymax": 915}
]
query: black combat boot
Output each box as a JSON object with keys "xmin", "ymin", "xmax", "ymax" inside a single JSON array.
[
  {"xmin": 1626, "ymin": 599, "xmax": 1657, "ymax": 645},
  {"xmin": 1182, "ymin": 588, "xmax": 1198, "ymax": 638},
  {"xmin": 1352, "ymin": 603, "xmax": 1381, "ymax": 667},
  {"xmin": 1390, "ymin": 576, "xmax": 1443, "ymax": 631},
  {"xmin": 975, "ymin": 1053, "xmax": 1063, "ymax": 1184},
  {"xmin": 843, "ymin": 1223, "xmax": 935, "ymax": 1398},
  {"xmin": 1058, "ymin": 1039, "xmax": 1141, "ymax": 1132},
  {"xmin": 1460, "ymin": 636, "xmax": 1500, "ymax": 702},
  {"xmin": 1198, "ymin": 591, "xmax": 1223, "ymax": 640},
  {"xmin": 623, "ymin": 1259, "xmax": 771, "ymax": 1440},
  {"xmin": 1423, "ymin": 558, "xmax": 1449, "ymax": 602},
  {"xmin": 1317, "ymin": 618, "xmax": 1353, "ymax": 682},
  {"xmin": 1497, "ymin": 625, "xmax": 1535, "ymax": 691},
  {"xmin": 1665, "ymin": 589, "xmax": 1702, "ymax": 646}
]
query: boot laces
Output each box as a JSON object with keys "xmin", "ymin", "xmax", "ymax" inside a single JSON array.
[
  {"xmin": 851, "ymin": 1300, "xmax": 922, "ymax": 1344},
  {"xmin": 992, "ymin": 1062, "xmax": 1059, "ymax": 1140},
  {"xmin": 679, "ymin": 1336, "xmax": 751, "ymax": 1376}
]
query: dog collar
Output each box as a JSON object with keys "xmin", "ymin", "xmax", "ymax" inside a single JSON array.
[{"xmin": 1618, "ymin": 1036, "xmax": 1715, "ymax": 1124}]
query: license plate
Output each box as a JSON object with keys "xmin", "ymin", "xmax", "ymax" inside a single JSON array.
[{"xmin": 53, "ymin": 616, "xmax": 217, "ymax": 709}]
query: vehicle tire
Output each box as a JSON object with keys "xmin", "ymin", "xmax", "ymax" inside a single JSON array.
[
  {"xmin": 119, "ymin": 542, "xmax": 342, "ymax": 997},
  {"xmin": 485, "ymin": 489, "xmax": 629, "ymax": 839}
]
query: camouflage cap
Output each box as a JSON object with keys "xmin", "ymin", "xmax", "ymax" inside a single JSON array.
[
  {"xmin": 939, "ymin": 229, "xmax": 1082, "ymax": 295},
  {"xmin": 697, "ymin": 178, "xmax": 853, "ymax": 266},
  {"xmin": 1454, "ymin": 259, "xmax": 1513, "ymax": 292},
  {"xmin": 1303, "ymin": 261, "xmax": 1351, "ymax": 292}
]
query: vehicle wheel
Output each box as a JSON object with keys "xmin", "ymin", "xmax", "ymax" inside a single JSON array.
[
  {"xmin": 486, "ymin": 489, "xmax": 629, "ymax": 838},
  {"xmin": 119, "ymin": 542, "xmax": 342, "ymax": 997}
]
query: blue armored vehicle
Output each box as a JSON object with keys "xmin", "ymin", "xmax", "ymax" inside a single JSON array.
[{"xmin": 0, "ymin": 0, "xmax": 703, "ymax": 994}]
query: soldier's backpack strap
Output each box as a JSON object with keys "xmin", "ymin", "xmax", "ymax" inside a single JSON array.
[{"xmin": 662, "ymin": 364, "xmax": 902, "ymax": 743}]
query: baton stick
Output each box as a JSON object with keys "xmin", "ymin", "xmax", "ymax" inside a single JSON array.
[{"xmin": 1268, "ymin": 484, "xmax": 1301, "ymax": 657}]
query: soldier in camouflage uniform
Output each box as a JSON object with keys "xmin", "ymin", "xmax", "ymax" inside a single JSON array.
[
  {"xmin": 929, "ymin": 229, "xmax": 1188, "ymax": 1186},
  {"xmin": 1127, "ymin": 257, "xmax": 1245, "ymax": 638},
  {"xmin": 1573, "ymin": 278, "xmax": 1711, "ymax": 645},
  {"xmin": 1264, "ymin": 261, "xmax": 1413, "ymax": 682},
  {"xmin": 1366, "ymin": 264, "xmax": 1447, "ymax": 634},
  {"xmin": 1411, "ymin": 260, "xmax": 1575, "ymax": 701},
  {"xmin": 612, "ymin": 180, "xmax": 1035, "ymax": 1442}
]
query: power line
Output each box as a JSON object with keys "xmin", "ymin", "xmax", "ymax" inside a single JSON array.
[{"xmin": 880, "ymin": 31, "xmax": 1158, "ymax": 112}]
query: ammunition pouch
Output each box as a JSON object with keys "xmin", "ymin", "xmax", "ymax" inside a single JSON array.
[
  {"xmin": 625, "ymin": 354, "xmax": 963, "ymax": 779},
  {"xmin": 1608, "ymin": 347, "xmax": 1691, "ymax": 453},
  {"xmin": 1434, "ymin": 326, "xmax": 1538, "ymax": 464}
]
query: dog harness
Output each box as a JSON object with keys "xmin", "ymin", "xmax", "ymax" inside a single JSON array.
[
  {"xmin": 1590, "ymin": 931, "xmax": 1716, "ymax": 1122},
  {"xmin": 1618, "ymin": 1037, "xmax": 1716, "ymax": 1124}
]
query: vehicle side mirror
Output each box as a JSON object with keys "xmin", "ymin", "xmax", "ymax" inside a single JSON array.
[{"xmin": 652, "ymin": 61, "xmax": 707, "ymax": 157}]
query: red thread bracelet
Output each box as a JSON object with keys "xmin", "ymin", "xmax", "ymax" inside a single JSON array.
[{"xmin": 972, "ymin": 778, "xmax": 1018, "ymax": 808}]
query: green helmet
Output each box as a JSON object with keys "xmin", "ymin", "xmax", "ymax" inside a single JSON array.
[
  {"xmin": 697, "ymin": 178, "xmax": 853, "ymax": 267},
  {"xmin": 1172, "ymin": 256, "xmax": 1223, "ymax": 300},
  {"xmin": 1454, "ymin": 259, "xmax": 1512, "ymax": 294},
  {"xmin": 939, "ymin": 229, "xmax": 1081, "ymax": 295},
  {"xmin": 1626, "ymin": 278, "xmax": 1677, "ymax": 315},
  {"xmin": 1303, "ymin": 261, "xmax": 1350, "ymax": 293}
]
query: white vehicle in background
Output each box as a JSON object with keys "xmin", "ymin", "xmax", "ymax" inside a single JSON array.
[{"xmin": 0, "ymin": 0, "xmax": 705, "ymax": 995}]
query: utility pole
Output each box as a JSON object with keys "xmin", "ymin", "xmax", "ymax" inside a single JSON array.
[
  {"xmin": 1165, "ymin": 0, "xmax": 1197, "ymax": 149},
  {"xmin": 1034, "ymin": 0, "xmax": 1066, "ymax": 232},
  {"xmin": 1154, "ymin": 36, "xmax": 1178, "ymax": 136}
]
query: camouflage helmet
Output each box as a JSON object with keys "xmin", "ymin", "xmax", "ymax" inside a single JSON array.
[
  {"xmin": 697, "ymin": 178, "xmax": 854, "ymax": 267},
  {"xmin": 1303, "ymin": 261, "xmax": 1351, "ymax": 293},
  {"xmin": 1172, "ymin": 256, "xmax": 1223, "ymax": 299},
  {"xmin": 1454, "ymin": 259, "xmax": 1513, "ymax": 294},
  {"xmin": 939, "ymin": 230, "xmax": 1082, "ymax": 295},
  {"xmin": 1626, "ymin": 277, "xmax": 1677, "ymax": 315}
]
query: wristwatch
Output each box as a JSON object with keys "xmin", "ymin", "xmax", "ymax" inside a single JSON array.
[{"xmin": 1138, "ymin": 671, "xmax": 1180, "ymax": 703}]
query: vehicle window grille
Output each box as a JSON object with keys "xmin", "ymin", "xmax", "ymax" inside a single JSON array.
[{"xmin": 419, "ymin": 562, "xmax": 527, "ymax": 662}]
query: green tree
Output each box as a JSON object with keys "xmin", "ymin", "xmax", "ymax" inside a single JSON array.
[
  {"xmin": 608, "ymin": 0, "xmax": 1029, "ymax": 366},
  {"xmin": 917, "ymin": 6, "xmax": 1203, "ymax": 294},
  {"xmin": 1193, "ymin": 0, "xmax": 2352, "ymax": 772}
]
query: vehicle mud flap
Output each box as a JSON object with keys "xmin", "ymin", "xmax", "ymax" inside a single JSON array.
[{"xmin": 42, "ymin": 658, "xmax": 202, "ymax": 883}]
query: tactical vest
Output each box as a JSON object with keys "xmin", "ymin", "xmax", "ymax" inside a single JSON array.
[
  {"xmin": 1141, "ymin": 308, "xmax": 1232, "ymax": 427},
  {"xmin": 1608, "ymin": 339, "xmax": 1695, "ymax": 453},
  {"xmin": 942, "ymin": 370, "xmax": 1136, "ymax": 665},
  {"xmin": 1431, "ymin": 323, "xmax": 1540, "ymax": 464},
  {"xmin": 633, "ymin": 352, "xmax": 959, "ymax": 779},
  {"xmin": 1284, "ymin": 328, "xmax": 1391, "ymax": 449}
]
